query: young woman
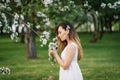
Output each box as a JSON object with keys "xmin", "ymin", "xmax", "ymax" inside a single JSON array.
[{"xmin": 48, "ymin": 22, "xmax": 83, "ymax": 80}]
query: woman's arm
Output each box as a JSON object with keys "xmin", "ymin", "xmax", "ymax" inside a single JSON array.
[{"xmin": 49, "ymin": 44, "xmax": 76, "ymax": 70}]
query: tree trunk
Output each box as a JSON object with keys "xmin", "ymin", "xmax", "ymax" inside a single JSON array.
[
  {"xmin": 119, "ymin": 22, "xmax": 120, "ymax": 31},
  {"xmin": 89, "ymin": 13, "xmax": 98, "ymax": 43},
  {"xmin": 99, "ymin": 17, "xmax": 104, "ymax": 39},
  {"xmin": 108, "ymin": 18, "xmax": 112, "ymax": 33},
  {"xmin": 25, "ymin": 28, "xmax": 37, "ymax": 59},
  {"xmin": 0, "ymin": 26, "xmax": 3, "ymax": 35},
  {"xmin": 20, "ymin": 27, "xmax": 25, "ymax": 43}
]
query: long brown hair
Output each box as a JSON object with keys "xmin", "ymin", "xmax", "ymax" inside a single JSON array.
[{"xmin": 56, "ymin": 22, "xmax": 83, "ymax": 60}]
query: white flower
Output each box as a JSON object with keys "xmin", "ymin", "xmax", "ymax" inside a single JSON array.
[
  {"xmin": 36, "ymin": 25, "xmax": 41, "ymax": 29},
  {"xmin": 7, "ymin": 7, "xmax": 12, "ymax": 11},
  {"xmin": 48, "ymin": 37, "xmax": 58, "ymax": 64},
  {"xmin": 40, "ymin": 44, "xmax": 43, "ymax": 47},
  {"xmin": 117, "ymin": 0, "xmax": 120, "ymax": 5},
  {"xmin": 69, "ymin": 1, "xmax": 74, "ymax": 4},
  {"xmin": 84, "ymin": 1, "xmax": 88, "ymax": 7},
  {"xmin": 43, "ymin": 0, "xmax": 53, "ymax": 7},
  {"xmin": 10, "ymin": 34, "xmax": 14, "ymax": 40},
  {"xmin": 12, "ymin": 24, "xmax": 17, "ymax": 32},
  {"xmin": 14, "ymin": 13, "xmax": 19, "ymax": 20},
  {"xmin": 0, "ymin": 21, "xmax": 2, "ymax": 27},
  {"xmin": 60, "ymin": 6, "xmax": 70, "ymax": 12},
  {"xmin": 39, "ymin": 31, "xmax": 50, "ymax": 47},
  {"xmin": 37, "ymin": 11, "xmax": 47, "ymax": 17},
  {"xmin": 107, "ymin": 3, "xmax": 114, "ymax": 8},
  {"xmin": 15, "ymin": 39, "xmax": 18, "ymax": 42},
  {"xmin": 20, "ymin": 14, "xmax": 24, "ymax": 20},
  {"xmin": 10, "ymin": 32, "xmax": 18, "ymax": 42},
  {"xmin": 49, "ymin": 37, "xmax": 58, "ymax": 51},
  {"xmin": 63, "ymin": 6, "xmax": 70, "ymax": 11},
  {"xmin": 49, "ymin": 42, "xmax": 55, "ymax": 50},
  {"xmin": 53, "ymin": 37, "xmax": 57, "ymax": 42},
  {"xmin": 43, "ymin": 31, "xmax": 50, "ymax": 39},
  {"xmin": 43, "ymin": 18, "xmax": 50, "ymax": 26},
  {"xmin": 42, "ymin": 39, "xmax": 47, "ymax": 45},
  {"xmin": 27, "ymin": 22, "xmax": 31, "ymax": 28},
  {"xmin": 45, "ymin": 21, "xmax": 50, "ymax": 26},
  {"xmin": 66, "ymin": 25, "xmax": 70, "ymax": 30},
  {"xmin": 112, "ymin": 0, "xmax": 120, "ymax": 9},
  {"xmin": 0, "ymin": 3, "xmax": 6, "ymax": 9},
  {"xmin": 18, "ymin": 24, "xmax": 24, "ymax": 33},
  {"xmin": 0, "ymin": 67, "xmax": 11, "ymax": 75},
  {"xmin": 113, "ymin": 15, "xmax": 119, "ymax": 19},
  {"xmin": 101, "ymin": 3, "xmax": 106, "ymax": 8},
  {"xmin": 1, "ymin": 13, "xmax": 6, "ymax": 18}
]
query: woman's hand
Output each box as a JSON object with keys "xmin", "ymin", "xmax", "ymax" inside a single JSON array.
[{"xmin": 48, "ymin": 49, "xmax": 57, "ymax": 58}]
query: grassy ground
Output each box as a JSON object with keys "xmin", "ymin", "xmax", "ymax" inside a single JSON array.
[{"xmin": 0, "ymin": 32, "xmax": 120, "ymax": 80}]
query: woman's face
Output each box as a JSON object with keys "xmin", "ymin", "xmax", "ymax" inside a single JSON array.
[{"xmin": 57, "ymin": 26, "xmax": 68, "ymax": 41}]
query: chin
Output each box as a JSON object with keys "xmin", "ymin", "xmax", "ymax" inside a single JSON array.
[{"xmin": 61, "ymin": 39, "xmax": 65, "ymax": 41}]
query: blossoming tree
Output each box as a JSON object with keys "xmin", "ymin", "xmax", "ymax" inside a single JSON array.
[
  {"xmin": 0, "ymin": 0, "xmax": 51, "ymax": 59},
  {"xmin": 81, "ymin": 0, "xmax": 120, "ymax": 42},
  {"xmin": 0, "ymin": 0, "xmax": 86, "ymax": 59}
]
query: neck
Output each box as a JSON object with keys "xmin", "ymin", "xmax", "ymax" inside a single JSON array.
[{"xmin": 66, "ymin": 39, "xmax": 73, "ymax": 44}]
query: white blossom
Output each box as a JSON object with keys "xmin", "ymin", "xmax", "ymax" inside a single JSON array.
[
  {"xmin": 69, "ymin": 1, "xmax": 74, "ymax": 4},
  {"xmin": 1, "ymin": 13, "xmax": 10, "ymax": 32},
  {"xmin": 42, "ymin": 0, "xmax": 53, "ymax": 7},
  {"xmin": 101, "ymin": 1, "xmax": 120, "ymax": 9},
  {"xmin": 107, "ymin": 3, "xmax": 114, "ymax": 8},
  {"xmin": 12, "ymin": 24, "xmax": 17, "ymax": 32},
  {"xmin": 1, "ymin": 13, "xmax": 7, "ymax": 22},
  {"xmin": 10, "ymin": 32, "xmax": 18, "ymax": 41},
  {"xmin": 36, "ymin": 25, "xmax": 41, "ymax": 29},
  {"xmin": 39, "ymin": 31, "xmax": 50, "ymax": 47},
  {"xmin": 0, "ymin": 21, "xmax": 2, "ymax": 27},
  {"xmin": 14, "ymin": 0, "xmax": 21, "ymax": 6},
  {"xmin": 64, "ymin": 6, "xmax": 70, "ymax": 11},
  {"xmin": 6, "ymin": 0, "xmax": 10, "ymax": 3},
  {"xmin": 0, "ymin": 67, "xmax": 11, "ymax": 75},
  {"xmin": 48, "ymin": 42, "xmax": 57, "ymax": 51},
  {"xmin": 37, "ymin": 11, "xmax": 47, "ymax": 17},
  {"xmin": 84, "ymin": 1, "xmax": 88, "ymax": 7},
  {"xmin": 27, "ymin": 22, "xmax": 31, "ymax": 28},
  {"xmin": 113, "ymin": 0, "xmax": 120, "ymax": 9},
  {"xmin": 101, "ymin": 3, "xmax": 106, "ymax": 8},
  {"xmin": 113, "ymin": 15, "xmax": 119, "ymax": 19},
  {"xmin": 48, "ymin": 37, "xmax": 58, "ymax": 64},
  {"xmin": 43, "ymin": 31, "xmax": 50, "ymax": 39},
  {"xmin": 60, "ymin": 6, "xmax": 70, "ymax": 12},
  {"xmin": 6, "ymin": 6, "xmax": 12, "ymax": 11},
  {"xmin": 45, "ymin": 21, "xmax": 50, "ymax": 26},
  {"xmin": 40, "ymin": 44, "xmax": 43, "ymax": 47},
  {"xmin": 20, "ymin": 14, "xmax": 24, "ymax": 20},
  {"xmin": 0, "ymin": 3, "xmax": 6, "ymax": 9},
  {"xmin": 42, "ymin": 39, "xmax": 47, "ymax": 45},
  {"xmin": 43, "ymin": 18, "xmax": 50, "ymax": 26},
  {"xmin": 14, "ymin": 13, "xmax": 19, "ymax": 20},
  {"xmin": 18, "ymin": 24, "xmax": 24, "ymax": 33},
  {"xmin": 24, "ymin": 27, "xmax": 27, "ymax": 32},
  {"xmin": 115, "ymin": 0, "xmax": 120, "ymax": 5}
]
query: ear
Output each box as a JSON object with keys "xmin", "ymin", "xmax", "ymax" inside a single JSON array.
[{"xmin": 66, "ymin": 29, "xmax": 69, "ymax": 34}]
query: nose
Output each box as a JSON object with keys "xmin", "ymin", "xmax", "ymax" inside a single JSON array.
[{"xmin": 58, "ymin": 34, "xmax": 60, "ymax": 38}]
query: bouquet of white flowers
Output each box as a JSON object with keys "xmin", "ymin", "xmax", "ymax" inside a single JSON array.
[
  {"xmin": 0, "ymin": 67, "xmax": 11, "ymax": 75},
  {"xmin": 48, "ymin": 37, "xmax": 58, "ymax": 64}
]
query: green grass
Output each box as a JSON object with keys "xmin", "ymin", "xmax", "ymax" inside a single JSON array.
[{"xmin": 0, "ymin": 32, "xmax": 120, "ymax": 80}]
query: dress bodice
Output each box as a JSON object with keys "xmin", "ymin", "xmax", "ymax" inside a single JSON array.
[{"xmin": 61, "ymin": 42, "xmax": 78, "ymax": 63}]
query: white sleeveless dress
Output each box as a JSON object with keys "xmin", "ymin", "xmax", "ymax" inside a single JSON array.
[{"xmin": 59, "ymin": 43, "xmax": 83, "ymax": 80}]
